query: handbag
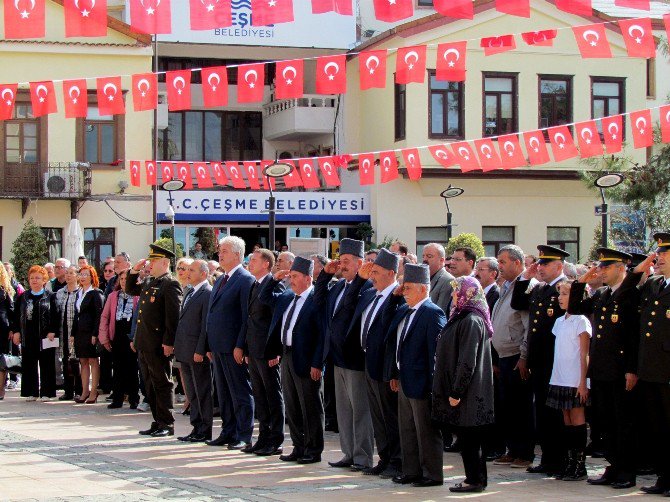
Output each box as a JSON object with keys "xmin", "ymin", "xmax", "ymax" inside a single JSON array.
[{"xmin": 0, "ymin": 354, "xmax": 22, "ymax": 373}]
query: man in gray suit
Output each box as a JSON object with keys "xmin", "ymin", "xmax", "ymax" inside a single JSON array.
[
  {"xmin": 422, "ymin": 243, "xmax": 454, "ymax": 315},
  {"xmin": 174, "ymin": 259, "xmax": 213, "ymax": 443}
]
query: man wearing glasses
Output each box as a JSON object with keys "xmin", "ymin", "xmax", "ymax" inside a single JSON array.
[{"xmin": 49, "ymin": 258, "xmax": 70, "ymax": 293}]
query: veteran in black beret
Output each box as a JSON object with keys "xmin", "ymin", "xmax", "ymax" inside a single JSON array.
[{"xmin": 125, "ymin": 244, "xmax": 183, "ymax": 437}]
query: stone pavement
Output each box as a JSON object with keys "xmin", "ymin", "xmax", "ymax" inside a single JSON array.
[{"xmin": 0, "ymin": 388, "xmax": 654, "ymax": 501}]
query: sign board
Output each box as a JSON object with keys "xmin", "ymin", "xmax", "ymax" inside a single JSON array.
[
  {"xmin": 289, "ymin": 238, "xmax": 327, "ymax": 259},
  {"xmin": 594, "ymin": 205, "xmax": 606, "ymax": 216}
]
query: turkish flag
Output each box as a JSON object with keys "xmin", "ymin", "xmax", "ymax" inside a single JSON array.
[
  {"xmin": 373, "ymin": 0, "xmax": 412, "ymax": 22},
  {"xmin": 615, "ymin": 0, "xmax": 649, "ymax": 10},
  {"xmin": 259, "ymin": 161, "xmax": 276, "ymax": 190},
  {"xmin": 252, "ymin": 0, "xmax": 294, "ymax": 26},
  {"xmin": 4, "ymin": 0, "xmax": 45, "ymax": 39},
  {"xmin": 401, "ymin": 148, "xmax": 422, "ymax": 180},
  {"xmin": 129, "ymin": 0, "xmax": 172, "ymax": 34},
  {"xmin": 132, "ymin": 73, "xmax": 158, "ymax": 112},
  {"xmin": 166, "ymin": 70, "xmax": 192, "ymax": 111},
  {"xmin": 316, "ymin": 55, "xmax": 346, "ymax": 94},
  {"xmin": 30, "ymin": 81, "xmax": 57, "ymax": 117},
  {"xmin": 474, "ymin": 139, "xmax": 502, "ymax": 172},
  {"xmin": 96, "ymin": 76, "xmax": 125, "ymax": 116},
  {"xmin": 619, "ymin": 18, "xmax": 655, "ymax": 59},
  {"xmin": 176, "ymin": 162, "xmax": 194, "ymax": 190},
  {"xmin": 524, "ymin": 131, "xmax": 551, "ymax": 165},
  {"xmin": 665, "ymin": 14, "xmax": 670, "ymax": 43},
  {"xmin": 359, "ymin": 50, "xmax": 387, "ymax": 90},
  {"xmin": 522, "ymin": 30, "xmax": 557, "ymax": 47},
  {"xmin": 333, "ymin": 154, "xmax": 352, "ymax": 168},
  {"xmin": 498, "ymin": 134, "xmax": 527, "ymax": 169},
  {"xmin": 64, "ymin": 0, "xmax": 107, "ymax": 37},
  {"xmin": 396, "ymin": 45, "xmax": 427, "ymax": 84},
  {"xmin": 160, "ymin": 162, "xmax": 174, "ymax": 182},
  {"xmin": 575, "ymin": 120, "xmax": 604, "ymax": 158},
  {"xmin": 660, "ymin": 105, "xmax": 670, "ymax": 144},
  {"xmin": 201, "ymin": 66, "xmax": 228, "ymax": 107},
  {"xmin": 358, "ymin": 153, "xmax": 375, "ymax": 185},
  {"xmin": 573, "ymin": 24, "xmax": 611, "ymax": 58},
  {"xmin": 495, "ymin": 0, "xmax": 529, "ymax": 17},
  {"xmin": 225, "ymin": 162, "xmax": 247, "ymax": 189},
  {"xmin": 481, "ymin": 35, "xmax": 516, "ymax": 56},
  {"xmin": 318, "ymin": 157, "xmax": 341, "ymax": 187},
  {"xmin": 548, "ymin": 125, "xmax": 579, "ymax": 162},
  {"xmin": 129, "ymin": 161, "xmax": 141, "ymax": 187},
  {"xmin": 433, "ymin": 0, "xmax": 472, "ymax": 19},
  {"xmin": 601, "ymin": 115, "xmax": 623, "ymax": 153},
  {"xmin": 0, "ymin": 84, "xmax": 18, "ymax": 121},
  {"xmin": 556, "ymin": 0, "xmax": 591, "ymax": 16},
  {"xmin": 211, "ymin": 162, "xmax": 228, "ymax": 186},
  {"xmin": 429, "ymin": 145, "xmax": 456, "ymax": 168},
  {"xmin": 190, "ymin": 0, "xmax": 232, "ymax": 30},
  {"xmin": 145, "ymin": 160, "xmax": 157, "ymax": 186},
  {"xmin": 436, "ymin": 42, "xmax": 467, "ymax": 82},
  {"xmin": 237, "ymin": 63, "xmax": 265, "ymax": 103},
  {"xmin": 312, "ymin": 0, "xmax": 352, "ymax": 15},
  {"xmin": 298, "ymin": 159, "xmax": 320, "ymax": 189},
  {"xmin": 451, "ymin": 142, "xmax": 480, "ymax": 172},
  {"xmin": 193, "ymin": 162, "xmax": 213, "ymax": 188},
  {"xmin": 62, "ymin": 79, "xmax": 88, "ymax": 119},
  {"xmin": 276, "ymin": 59, "xmax": 304, "ymax": 99},
  {"xmin": 282, "ymin": 161, "xmax": 302, "ymax": 188},
  {"xmin": 379, "ymin": 151, "xmax": 399, "ymax": 183},
  {"xmin": 243, "ymin": 162, "xmax": 261, "ymax": 190},
  {"xmin": 629, "ymin": 109, "xmax": 654, "ymax": 148}
]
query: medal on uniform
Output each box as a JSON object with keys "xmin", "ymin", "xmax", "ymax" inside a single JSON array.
[
  {"xmin": 611, "ymin": 314, "xmax": 619, "ymax": 323},
  {"xmin": 150, "ymin": 296, "xmax": 155, "ymax": 303},
  {"xmin": 547, "ymin": 308, "xmax": 554, "ymax": 317}
]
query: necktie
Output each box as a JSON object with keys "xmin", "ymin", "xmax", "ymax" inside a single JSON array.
[
  {"xmin": 249, "ymin": 280, "xmax": 260, "ymax": 306},
  {"xmin": 361, "ymin": 294, "xmax": 383, "ymax": 350},
  {"xmin": 282, "ymin": 295, "xmax": 300, "ymax": 347},
  {"xmin": 396, "ymin": 308, "xmax": 416, "ymax": 364},
  {"xmin": 214, "ymin": 274, "xmax": 229, "ymax": 297},
  {"xmin": 182, "ymin": 288, "xmax": 194, "ymax": 310}
]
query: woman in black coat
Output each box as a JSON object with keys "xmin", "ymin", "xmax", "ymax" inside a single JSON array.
[
  {"xmin": 433, "ymin": 276, "xmax": 495, "ymax": 494},
  {"xmin": 0, "ymin": 263, "xmax": 16, "ymax": 399}
]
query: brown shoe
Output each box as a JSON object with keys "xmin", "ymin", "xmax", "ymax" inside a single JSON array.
[
  {"xmin": 493, "ymin": 454, "xmax": 515, "ymax": 465},
  {"xmin": 510, "ymin": 459, "xmax": 532, "ymax": 469}
]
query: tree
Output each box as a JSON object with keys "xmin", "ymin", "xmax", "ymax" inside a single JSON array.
[
  {"xmin": 192, "ymin": 227, "xmax": 217, "ymax": 256},
  {"xmin": 11, "ymin": 218, "xmax": 49, "ymax": 285},
  {"xmin": 153, "ymin": 237, "xmax": 184, "ymax": 259},
  {"xmin": 446, "ymin": 233, "xmax": 485, "ymax": 259}
]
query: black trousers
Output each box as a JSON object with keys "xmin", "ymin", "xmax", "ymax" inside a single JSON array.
[
  {"xmin": 531, "ymin": 367, "xmax": 565, "ymax": 468},
  {"xmin": 249, "ymin": 356, "xmax": 285, "ymax": 447},
  {"xmin": 111, "ymin": 335, "xmax": 140, "ymax": 405},
  {"xmin": 137, "ymin": 348, "xmax": 174, "ymax": 428},
  {"xmin": 498, "ymin": 354, "xmax": 535, "ymax": 460},
  {"xmin": 181, "ymin": 359, "xmax": 213, "ymax": 438},
  {"xmin": 61, "ymin": 334, "xmax": 82, "ymax": 398},
  {"xmin": 99, "ymin": 348, "xmax": 113, "ymax": 393},
  {"xmin": 639, "ymin": 381, "xmax": 670, "ymax": 489},
  {"xmin": 458, "ymin": 426, "xmax": 488, "ymax": 487},
  {"xmin": 366, "ymin": 372, "xmax": 400, "ymax": 468},
  {"xmin": 21, "ymin": 347, "xmax": 57, "ymax": 398},
  {"xmin": 323, "ymin": 356, "xmax": 337, "ymax": 427},
  {"xmin": 483, "ymin": 371, "xmax": 505, "ymax": 456}
]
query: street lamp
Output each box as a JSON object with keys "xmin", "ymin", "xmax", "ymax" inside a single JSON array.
[
  {"xmin": 263, "ymin": 159, "xmax": 294, "ymax": 250},
  {"xmin": 440, "ymin": 185, "xmax": 464, "ymax": 241},
  {"xmin": 161, "ymin": 179, "xmax": 185, "ymax": 268},
  {"xmin": 594, "ymin": 172, "xmax": 624, "ymax": 248}
]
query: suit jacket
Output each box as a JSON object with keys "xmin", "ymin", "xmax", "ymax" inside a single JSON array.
[
  {"xmin": 430, "ymin": 267, "xmax": 454, "ymax": 315},
  {"xmin": 485, "ymin": 284, "xmax": 500, "ymax": 314},
  {"xmin": 243, "ymin": 277, "xmax": 285, "ymax": 359},
  {"xmin": 347, "ymin": 287, "xmax": 405, "ymax": 382},
  {"xmin": 633, "ymin": 273, "xmax": 670, "ymax": 383},
  {"xmin": 385, "ymin": 299, "xmax": 446, "ymax": 400},
  {"xmin": 264, "ymin": 282, "xmax": 325, "ymax": 378},
  {"xmin": 314, "ymin": 272, "xmax": 373, "ymax": 370},
  {"xmin": 75, "ymin": 288, "xmax": 105, "ymax": 339},
  {"xmin": 206, "ymin": 267, "xmax": 255, "ymax": 354},
  {"xmin": 174, "ymin": 284, "xmax": 212, "ymax": 362}
]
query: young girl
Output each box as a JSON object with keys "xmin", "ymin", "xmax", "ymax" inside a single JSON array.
[{"xmin": 546, "ymin": 281, "xmax": 592, "ymax": 481}]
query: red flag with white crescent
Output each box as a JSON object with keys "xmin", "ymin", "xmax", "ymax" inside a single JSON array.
[
  {"xmin": 129, "ymin": 161, "xmax": 141, "ymax": 187},
  {"xmin": 379, "ymin": 151, "xmax": 398, "ymax": 183},
  {"xmin": 243, "ymin": 162, "xmax": 261, "ymax": 190},
  {"xmin": 281, "ymin": 160, "xmax": 302, "ymax": 188},
  {"xmin": 401, "ymin": 148, "xmax": 422, "ymax": 180},
  {"xmin": 4, "ymin": 0, "xmax": 45, "ymax": 39},
  {"xmin": 396, "ymin": 45, "xmax": 427, "ymax": 84},
  {"xmin": 665, "ymin": 14, "xmax": 670, "ymax": 43},
  {"xmin": 226, "ymin": 161, "xmax": 247, "ymax": 189},
  {"xmin": 521, "ymin": 30, "xmax": 557, "ymax": 47},
  {"xmin": 0, "ymin": 83, "xmax": 18, "ymax": 121},
  {"xmin": 575, "ymin": 120, "xmax": 604, "ymax": 158},
  {"xmin": 318, "ymin": 157, "xmax": 341, "ymax": 187},
  {"xmin": 523, "ymin": 130, "xmax": 551, "ymax": 166},
  {"xmin": 129, "ymin": 0, "xmax": 171, "ymax": 34},
  {"xmin": 237, "ymin": 63, "xmax": 265, "ymax": 103},
  {"xmin": 176, "ymin": 162, "xmax": 194, "ymax": 189},
  {"xmin": 160, "ymin": 162, "xmax": 174, "ymax": 182},
  {"xmin": 359, "ymin": 50, "xmax": 387, "ymax": 90},
  {"xmin": 63, "ymin": 79, "xmax": 88, "ymax": 119},
  {"xmin": 145, "ymin": 160, "xmax": 157, "ymax": 186},
  {"xmin": 96, "ymin": 76, "xmax": 125, "ymax": 116},
  {"xmin": 276, "ymin": 59, "xmax": 304, "ymax": 100},
  {"xmin": 433, "ymin": 0, "xmax": 472, "ymax": 19},
  {"xmin": 481, "ymin": 35, "xmax": 516, "ymax": 56},
  {"xmin": 572, "ymin": 24, "xmax": 612, "ymax": 59},
  {"xmin": 132, "ymin": 73, "xmax": 158, "ymax": 112},
  {"xmin": 298, "ymin": 159, "xmax": 320, "ymax": 189},
  {"xmin": 211, "ymin": 161, "xmax": 228, "ymax": 186},
  {"xmin": 357, "ymin": 153, "xmax": 375, "ymax": 185},
  {"xmin": 252, "ymin": 0, "xmax": 294, "ymax": 26},
  {"xmin": 166, "ymin": 70, "xmax": 192, "ymax": 111},
  {"xmin": 495, "ymin": 0, "xmax": 529, "ymax": 17},
  {"xmin": 556, "ymin": 0, "xmax": 592, "ymax": 16},
  {"xmin": 189, "ymin": 0, "xmax": 232, "ymax": 30},
  {"xmin": 316, "ymin": 55, "xmax": 346, "ymax": 95},
  {"xmin": 201, "ymin": 66, "xmax": 228, "ymax": 107},
  {"xmin": 548, "ymin": 125, "xmax": 579, "ymax": 162},
  {"xmin": 29, "ymin": 81, "xmax": 57, "ymax": 117},
  {"xmin": 450, "ymin": 142, "xmax": 480, "ymax": 172},
  {"xmin": 474, "ymin": 138, "xmax": 502, "ymax": 172},
  {"xmin": 615, "ymin": 0, "xmax": 649, "ymax": 10},
  {"xmin": 660, "ymin": 105, "xmax": 670, "ymax": 144},
  {"xmin": 192, "ymin": 162, "xmax": 213, "ymax": 188},
  {"xmin": 629, "ymin": 109, "xmax": 654, "ymax": 148},
  {"xmin": 372, "ymin": 0, "xmax": 413, "ymax": 22},
  {"xmin": 436, "ymin": 42, "xmax": 467, "ymax": 82},
  {"xmin": 429, "ymin": 145, "xmax": 456, "ymax": 168},
  {"xmin": 618, "ymin": 18, "xmax": 655, "ymax": 59},
  {"xmin": 259, "ymin": 161, "xmax": 276, "ymax": 190},
  {"xmin": 498, "ymin": 134, "xmax": 527, "ymax": 169},
  {"xmin": 311, "ymin": 0, "xmax": 352, "ymax": 15},
  {"xmin": 601, "ymin": 115, "xmax": 623, "ymax": 154},
  {"xmin": 64, "ymin": 0, "xmax": 107, "ymax": 37}
]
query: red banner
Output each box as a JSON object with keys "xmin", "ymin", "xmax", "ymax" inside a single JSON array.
[
  {"xmin": 429, "ymin": 145, "xmax": 456, "ymax": 168},
  {"xmin": 575, "ymin": 120, "xmax": 604, "ymax": 158},
  {"xmin": 190, "ymin": 0, "xmax": 232, "ymax": 30},
  {"xmin": 96, "ymin": 76, "xmax": 125, "ymax": 116},
  {"xmin": 524, "ymin": 131, "xmax": 551, "ymax": 165},
  {"xmin": 312, "ymin": 0, "xmax": 353, "ymax": 15},
  {"xmin": 237, "ymin": 63, "xmax": 265, "ymax": 103},
  {"xmin": 615, "ymin": 0, "xmax": 649, "ymax": 10},
  {"xmin": 359, "ymin": 50, "xmax": 387, "ymax": 90},
  {"xmin": 521, "ymin": 30, "xmax": 557, "ymax": 47},
  {"xmin": 316, "ymin": 55, "xmax": 346, "ymax": 95},
  {"xmin": 481, "ymin": 35, "xmax": 516, "ymax": 56},
  {"xmin": 373, "ymin": 0, "xmax": 413, "ymax": 22},
  {"xmin": 63, "ymin": 79, "xmax": 88, "ymax": 119},
  {"xmin": 29, "ymin": 81, "xmax": 57, "ymax": 117},
  {"xmin": 573, "ymin": 24, "xmax": 612, "ymax": 58},
  {"xmin": 379, "ymin": 151, "xmax": 399, "ymax": 183},
  {"xmin": 4, "ymin": 0, "xmax": 45, "ymax": 39},
  {"xmin": 201, "ymin": 66, "xmax": 229, "ymax": 107},
  {"xmin": 226, "ymin": 161, "xmax": 247, "ymax": 189},
  {"xmin": 0, "ymin": 84, "xmax": 18, "ymax": 121},
  {"xmin": 129, "ymin": 160, "xmax": 141, "ymax": 187},
  {"xmin": 243, "ymin": 162, "xmax": 261, "ymax": 190},
  {"xmin": 166, "ymin": 70, "xmax": 192, "ymax": 111},
  {"xmin": 396, "ymin": 45, "xmax": 427, "ymax": 84},
  {"xmin": 64, "ymin": 0, "xmax": 107, "ymax": 37},
  {"xmin": 211, "ymin": 162, "xmax": 228, "ymax": 186},
  {"xmin": 129, "ymin": 0, "xmax": 172, "ymax": 34},
  {"xmin": 298, "ymin": 159, "xmax": 320, "ymax": 189},
  {"xmin": 318, "ymin": 157, "xmax": 341, "ymax": 187},
  {"xmin": 498, "ymin": 134, "xmax": 527, "ymax": 169},
  {"xmin": 276, "ymin": 59, "xmax": 304, "ymax": 99},
  {"xmin": 556, "ymin": 0, "xmax": 591, "ymax": 16},
  {"xmin": 601, "ymin": 115, "xmax": 623, "ymax": 154},
  {"xmin": 132, "ymin": 73, "xmax": 158, "ymax": 112},
  {"xmin": 192, "ymin": 162, "xmax": 212, "ymax": 188},
  {"xmin": 401, "ymin": 148, "xmax": 422, "ymax": 180},
  {"xmin": 282, "ymin": 160, "xmax": 302, "ymax": 188},
  {"xmin": 175, "ymin": 162, "xmax": 193, "ymax": 189},
  {"xmin": 160, "ymin": 162, "xmax": 173, "ymax": 182},
  {"xmin": 629, "ymin": 109, "xmax": 654, "ymax": 148},
  {"xmin": 548, "ymin": 125, "xmax": 579, "ymax": 162},
  {"xmin": 145, "ymin": 160, "xmax": 157, "ymax": 186},
  {"xmin": 618, "ymin": 18, "xmax": 656, "ymax": 59},
  {"xmin": 660, "ymin": 105, "xmax": 670, "ymax": 144},
  {"xmin": 450, "ymin": 142, "xmax": 480, "ymax": 172},
  {"xmin": 496, "ymin": 0, "xmax": 529, "ymax": 17},
  {"xmin": 436, "ymin": 42, "xmax": 467, "ymax": 82},
  {"xmin": 252, "ymin": 0, "xmax": 294, "ymax": 26},
  {"xmin": 358, "ymin": 153, "xmax": 375, "ymax": 185},
  {"xmin": 433, "ymin": 0, "xmax": 473, "ymax": 19},
  {"xmin": 474, "ymin": 138, "xmax": 502, "ymax": 172}
]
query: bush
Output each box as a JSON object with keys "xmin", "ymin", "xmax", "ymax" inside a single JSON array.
[
  {"xmin": 445, "ymin": 233, "xmax": 485, "ymax": 259},
  {"xmin": 11, "ymin": 218, "xmax": 49, "ymax": 285},
  {"xmin": 153, "ymin": 237, "xmax": 184, "ymax": 259}
]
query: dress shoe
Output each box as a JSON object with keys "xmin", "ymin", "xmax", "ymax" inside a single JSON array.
[
  {"xmin": 527, "ymin": 464, "xmax": 549, "ymax": 474},
  {"xmin": 493, "ymin": 454, "xmax": 515, "ymax": 465},
  {"xmin": 85, "ymin": 392, "xmax": 99, "ymax": 404},
  {"xmin": 587, "ymin": 474, "xmax": 613, "ymax": 486},
  {"xmin": 129, "ymin": 402, "xmax": 138, "ymax": 410},
  {"xmin": 74, "ymin": 395, "xmax": 90, "ymax": 404},
  {"xmin": 449, "ymin": 482, "xmax": 485, "ymax": 493},
  {"xmin": 255, "ymin": 446, "xmax": 283, "ymax": 456},
  {"xmin": 362, "ymin": 464, "xmax": 387, "ymax": 476},
  {"xmin": 297, "ymin": 455, "xmax": 321, "ymax": 464},
  {"xmin": 379, "ymin": 465, "xmax": 401, "ymax": 479},
  {"xmin": 150, "ymin": 427, "xmax": 174, "ymax": 437},
  {"xmin": 107, "ymin": 402, "xmax": 123, "ymax": 409},
  {"xmin": 485, "ymin": 452, "xmax": 504, "ymax": 462},
  {"xmin": 641, "ymin": 484, "xmax": 666, "ymax": 495},
  {"xmin": 279, "ymin": 451, "xmax": 302, "ymax": 462},
  {"xmin": 188, "ymin": 434, "xmax": 209, "ymax": 443},
  {"xmin": 510, "ymin": 459, "xmax": 532, "ymax": 469},
  {"xmin": 228, "ymin": 441, "xmax": 250, "ymax": 450},
  {"xmin": 350, "ymin": 464, "xmax": 368, "ymax": 472},
  {"xmin": 178, "ymin": 433, "xmax": 196, "ymax": 442},
  {"xmin": 392, "ymin": 474, "xmax": 421, "ymax": 485},
  {"xmin": 205, "ymin": 435, "xmax": 233, "ymax": 447},
  {"xmin": 181, "ymin": 405, "xmax": 191, "ymax": 416},
  {"xmin": 105, "ymin": 394, "xmax": 115, "ymax": 402},
  {"xmin": 329, "ymin": 459, "xmax": 353, "ymax": 468},
  {"xmin": 611, "ymin": 480, "xmax": 636, "ymax": 489},
  {"xmin": 412, "ymin": 478, "xmax": 443, "ymax": 487},
  {"xmin": 139, "ymin": 423, "xmax": 160, "ymax": 435}
]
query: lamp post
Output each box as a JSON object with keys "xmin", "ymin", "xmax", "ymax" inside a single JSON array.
[
  {"xmin": 594, "ymin": 172, "xmax": 624, "ymax": 248},
  {"xmin": 440, "ymin": 185, "xmax": 465, "ymax": 241},
  {"xmin": 161, "ymin": 179, "xmax": 185, "ymax": 269},
  {"xmin": 263, "ymin": 160, "xmax": 294, "ymax": 250}
]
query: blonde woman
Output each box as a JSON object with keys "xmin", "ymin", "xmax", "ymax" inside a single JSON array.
[{"xmin": 0, "ymin": 263, "xmax": 15, "ymax": 399}]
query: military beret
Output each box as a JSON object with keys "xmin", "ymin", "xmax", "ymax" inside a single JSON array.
[
  {"xmin": 403, "ymin": 263, "xmax": 430, "ymax": 285},
  {"xmin": 374, "ymin": 248, "xmax": 399, "ymax": 273},
  {"xmin": 290, "ymin": 256, "xmax": 314, "ymax": 277},
  {"xmin": 339, "ymin": 238, "xmax": 365, "ymax": 258}
]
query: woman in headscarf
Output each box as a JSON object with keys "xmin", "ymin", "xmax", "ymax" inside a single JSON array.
[{"xmin": 433, "ymin": 276, "xmax": 495, "ymax": 494}]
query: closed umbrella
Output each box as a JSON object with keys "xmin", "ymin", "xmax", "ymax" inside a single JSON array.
[{"xmin": 64, "ymin": 218, "xmax": 85, "ymax": 266}]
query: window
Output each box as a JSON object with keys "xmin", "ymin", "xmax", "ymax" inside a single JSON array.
[
  {"xmin": 429, "ymin": 71, "xmax": 464, "ymax": 139},
  {"xmin": 394, "ymin": 82, "xmax": 406, "ymax": 141},
  {"xmin": 539, "ymin": 75, "xmax": 572, "ymax": 131},
  {"xmin": 416, "ymin": 226, "xmax": 449, "ymax": 257},
  {"xmin": 417, "ymin": 0, "xmax": 434, "ymax": 7},
  {"xmin": 547, "ymin": 226, "xmax": 579, "ymax": 262},
  {"xmin": 41, "ymin": 227, "xmax": 63, "ymax": 263},
  {"xmin": 482, "ymin": 226, "xmax": 515, "ymax": 256},
  {"xmin": 591, "ymin": 78, "xmax": 625, "ymax": 137},
  {"xmin": 163, "ymin": 111, "xmax": 262, "ymax": 162},
  {"xmin": 646, "ymin": 58, "xmax": 655, "ymax": 98},
  {"xmin": 84, "ymin": 107, "xmax": 116, "ymax": 164},
  {"xmin": 4, "ymin": 103, "xmax": 39, "ymax": 164},
  {"xmin": 84, "ymin": 228, "xmax": 115, "ymax": 272},
  {"xmin": 157, "ymin": 57, "xmax": 275, "ymax": 85},
  {"xmin": 483, "ymin": 73, "xmax": 517, "ymax": 137}
]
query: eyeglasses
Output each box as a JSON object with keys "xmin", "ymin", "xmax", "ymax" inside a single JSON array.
[
  {"xmin": 54, "ymin": 265, "xmax": 65, "ymax": 269},
  {"xmin": 451, "ymin": 257, "xmax": 467, "ymax": 262},
  {"xmin": 177, "ymin": 267, "xmax": 187, "ymax": 271}
]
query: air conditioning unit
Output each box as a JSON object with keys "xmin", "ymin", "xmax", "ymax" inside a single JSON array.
[
  {"xmin": 43, "ymin": 172, "xmax": 82, "ymax": 198},
  {"xmin": 157, "ymin": 92, "xmax": 168, "ymax": 130}
]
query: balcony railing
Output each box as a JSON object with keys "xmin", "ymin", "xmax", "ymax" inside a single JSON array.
[
  {"xmin": 263, "ymin": 94, "xmax": 337, "ymax": 140},
  {"xmin": 0, "ymin": 162, "xmax": 92, "ymax": 199}
]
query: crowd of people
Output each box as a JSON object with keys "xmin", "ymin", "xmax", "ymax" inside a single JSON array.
[{"xmin": 0, "ymin": 231, "xmax": 669, "ymax": 495}]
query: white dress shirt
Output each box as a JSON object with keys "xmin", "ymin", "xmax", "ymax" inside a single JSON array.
[
  {"xmin": 76, "ymin": 285, "xmax": 93, "ymax": 311},
  {"xmin": 281, "ymin": 285, "xmax": 313, "ymax": 346},
  {"xmin": 360, "ymin": 281, "xmax": 398, "ymax": 346},
  {"xmin": 333, "ymin": 280, "xmax": 352, "ymax": 313},
  {"xmin": 396, "ymin": 296, "xmax": 429, "ymax": 368}
]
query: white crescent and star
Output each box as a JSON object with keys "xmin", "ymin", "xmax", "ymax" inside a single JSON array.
[
  {"xmin": 15, "ymin": 0, "xmax": 35, "ymax": 19},
  {"xmin": 503, "ymin": 141, "xmax": 515, "ymax": 157},
  {"xmin": 137, "ymin": 78, "xmax": 151, "ymax": 97},
  {"xmin": 197, "ymin": 166, "xmax": 207, "ymax": 178},
  {"xmin": 636, "ymin": 116, "xmax": 647, "ymax": 134},
  {"xmin": 68, "ymin": 85, "xmax": 80, "ymax": 103},
  {"xmin": 554, "ymin": 132, "xmax": 566, "ymax": 148},
  {"xmin": 382, "ymin": 157, "xmax": 392, "ymax": 171},
  {"xmin": 103, "ymin": 83, "xmax": 118, "ymax": 102},
  {"xmin": 443, "ymin": 48, "xmax": 460, "ymax": 67},
  {"xmin": 172, "ymin": 76, "xmax": 186, "ymax": 95},
  {"xmin": 245, "ymin": 69, "xmax": 258, "ymax": 88},
  {"xmin": 434, "ymin": 149, "xmax": 449, "ymax": 160},
  {"xmin": 628, "ymin": 24, "xmax": 645, "ymax": 44},
  {"xmin": 362, "ymin": 159, "xmax": 371, "ymax": 172},
  {"xmin": 282, "ymin": 66, "xmax": 297, "ymax": 85},
  {"xmin": 2, "ymin": 88, "xmax": 14, "ymax": 106},
  {"xmin": 582, "ymin": 29, "xmax": 600, "ymax": 47},
  {"xmin": 365, "ymin": 55, "xmax": 380, "ymax": 75},
  {"xmin": 324, "ymin": 62, "xmax": 340, "ymax": 81},
  {"xmin": 580, "ymin": 127, "xmax": 593, "ymax": 144},
  {"xmin": 529, "ymin": 136, "xmax": 540, "ymax": 152},
  {"xmin": 207, "ymin": 72, "xmax": 220, "ymax": 91},
  {"xmin": 35, "ymin": 84, "xmax": 49, "ymax": 103},
  {"xmin": 458, "ymin": 147, "xmax": 470, "ymax": 160},
  {"xmin": 403, "ymin": 50, "xmax": 419, "ymax": 70},
  {"xmin": 480, "ymin": 144, "xmax": 492, "ymax": 159}
]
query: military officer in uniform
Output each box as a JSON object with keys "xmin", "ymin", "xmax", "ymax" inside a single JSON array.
[
  {"xmin": 511, "ymin": 244, "xmax": 569, "ymax": 475},
  {"xmin": 125, "ymin": 244, "xmax": 183, "ymax": 437},
  {"xmin": 568, "ymin": 248, "xmax": 640, "ymax": 489}
]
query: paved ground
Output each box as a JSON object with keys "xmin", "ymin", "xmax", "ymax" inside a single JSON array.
[{"xmin": 0, "ymin": 388, "xmax": 655, "ymax": 501}]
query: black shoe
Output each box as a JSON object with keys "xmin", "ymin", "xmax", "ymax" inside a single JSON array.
[
  {"xmin": 641, "ymin": 485, "xmax": 666, "ymax": 495},
  {"xmin": 362, "ymin": 464, "xmax": 387, "ymax": 476},
  {"xmin": 139, "ymin": 423, "xmax": 159, "ymax": 435},
  {"xmin": 329, "ymin": 459, "xmax": 353, "ymax": 468},
  {"xmin": 105, "ymin": 394, "xmax": 115, "ymax": 402},
  {"xmin": 205, "ymin": 434, "xmax": 233, "ymax": 447},
  {"xmin": 241, "ymin": 442, "xmax": 263, "ymax": 454},
  {"xmin": 350, "ymin": 463, "xmax": 367, "ymax": 472},
  {"xmin": 449, "ymin": 482, "xmax": 485, "ymax": 493},
  {"xmin": 188, "ymin": 434, "xmax": 209, "ymax": 443},
  {"xmin": 485, "ymin": 452, "xmax": 504, "ymax": 462},
  {"xmin": 392, "ymin": 474, "xmax": 421, "ymax": 485},
  {"xmin": 588, "ymin": 474, "xmax": 614, "ymax": 486},
  {"xmin": 181, "ymin": 405, "xmax": 191, "ymax": 416},
  {"xmin": 611, "ymin": 480, "xmax": 636, "ymax": 489},
  {"xmin": 107, "ymin": 402, "xmax": 123, "ymax": 409},
  {"xmin": 444, "ymin": 441, "xmax": 461, "ymax": 453},
  {"xmin": 228, "ymin": 441, "xmax": 250, "ymax": 450},
  {"xmin": 129, "ymin": 402, "xmax": 138, "ymax": 410},
  {"xmin": 240, "ymin": 443, "xmax": 256, "ymax": 453},
  {"xmin": 255, "ymin": 446, "xmax": 283, "ymax": 456},
  {"xmin": 150, "ymin": 427, "xmax": 174, "ymax": 437},
  {"xmin": 412, "ymin": 478, "xmax": 443, "ymax": 487},
  {"xmin": 379, "ymin": 465, "xmax": 401, "ymax": 479},
  {"xmin": 178, "ymin": 433, "xmax": 196, "ymax": 442},
  {"xmin": 58, "ymin": 394, "xmax": 74, "ymax": 401},
  {"xmin": 590, "ymin": 450, "xmax": 606, "ymax": 459},
  {"xmin": 527, "ymin": 464, "xmax": 549, "ymax": 474},
  {"xmin": 279, "ymin": 451, "xmax": 302, "ymax": 462},
  {"xmin": 297, "ymin": 455, "xmax": 321, "ymax": 464}
]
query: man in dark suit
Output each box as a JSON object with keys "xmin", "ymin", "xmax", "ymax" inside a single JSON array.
[
  {"xmin": 174, "ymin": 259, "xmax": 213, "ymax": 443},
  {"xmin": 125, "ymin": 244, "xmax": 182, "ymax": 437},
  {"xmin": 241, "ymin": 248, "xmax": 285, "ymax": 456},
  {"xmin": 205, "ymin": 236, "xmax": 255, "ymax": 449},
  {"xmin": 261, "ymin": 256, "xmax": 326, "ymax": 464},
  {"xmin": 315, "ymin": 238, "xmax": 374, "ymax": 471},
  {"xmin": 422, "ymin": 243, "xmax": 454, "ymax": 314},
  {"xmin": 387, "ymin": 264, "xmax": 446, "ymax": 487},
  {"xmin": 475, "ymin": 257, "xmax": 500, "ymax": 314}
]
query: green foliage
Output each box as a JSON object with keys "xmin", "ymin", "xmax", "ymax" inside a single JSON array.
[
  {"xmin": 446, "ymin": 233, "xmax": 485, "ymax": 259},
  {"xmin": 355, "ymin": 223, "xmax": 374, "ymax": 243},
  {"xmin": 587, "ymin": 222, "xmax": 615, "ymax": 262},
  {"xmin": 373, "ymin": 235, "xmax": 398, "ymax": 250},
  {"xmin": 11, "ymin": 218, "xmax": 49, "ymax": 285},
  {"xmin": 193, "ymin": 227, "xmax": 218, "ymax": 255},
  {"xmin": 153, "ymin": 237, "xmax": 184, "ymax": 259}
]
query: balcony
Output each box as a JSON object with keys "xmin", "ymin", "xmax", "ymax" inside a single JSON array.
[
  {"xmin": 0, "ymin": 162, "xmax": 92, "ymax": 200},
  {"xmin": 263, "ymin": 94, "xmax": 337, "ymax": 141}
]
